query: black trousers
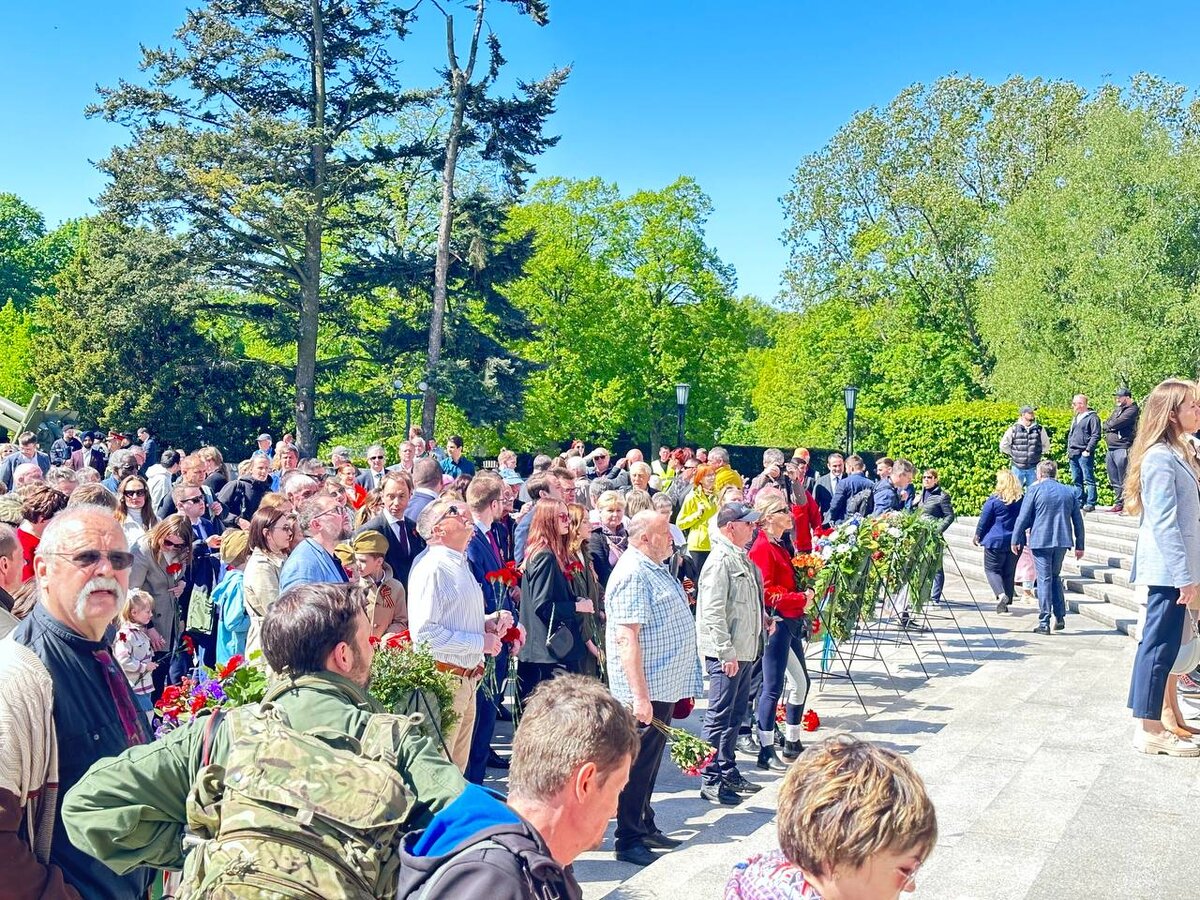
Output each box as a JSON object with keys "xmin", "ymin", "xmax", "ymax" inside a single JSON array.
[
  {"xmin": 983, "ymin": 546, "xmax": 1019, "ymax": 601},
  {"xmin": 702, "ymin": 658, "xmax": 752, "ymax": 787},
  {"xmin": 614, "ymin": 700, "xmax": 674, "ymax": 850}
]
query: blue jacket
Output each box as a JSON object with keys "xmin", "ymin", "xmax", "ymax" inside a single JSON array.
[
  {"xmin": 440, "ymin": 456, "xmax": 477, "ymax": 478},
  {"xmin": 828, "ymin": 472, "xmax": 875, "ymax": 523},
  {"xmin": 975, "ymin": 495, "xmax": 1023, "ymax": 549},
  {"xmin": 871, "ymin": 479, "xmax": 908, "ymax": 515},
  {"xmin": 1012, "ymin": 479, "xmax": 1084, "ymax": 551},
  {"xmin": 214, "ymin": 569, "xmax": 248, "ymax": 664},
  {"xmin": 466, "ymin": 522, "xmax": 504, "ymax": 614},
  {"xmin": 1130, "ymin": 444, "xmax": 1200, "ymax": 587},
  {"xmin": 513, "ymin": 513, "xmax": 533, "ymax": 565},
  {"xmin": 278, "ymin": 538, "xmax": 350, "ymax": 594}
]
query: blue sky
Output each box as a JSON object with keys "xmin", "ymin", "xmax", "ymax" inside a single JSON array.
[{"xmin": 3, "ymin": 1, "xmax": 1200, "ymax": 301}]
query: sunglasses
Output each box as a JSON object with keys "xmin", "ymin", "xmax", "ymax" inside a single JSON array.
[
  {"xmin": 368, "ymin": 455, "xmax": 384, "ymax": 461},
  {"xmin": 558, "ymin": 513, "xmax": 571, "ymax": 522},
  {"xmin": 123, "ymin": 489, "xmax": 147, "ymax": 498},
  {"xmin": 44, "ymin": 549, "xmax": 135, "ymax": 570},
  {"xmin": 162, "ymin": 537, "xmax": 186, "ymax": 549},
  {"xmin": 180, "ymin": 495, "xmax": 205, "ymax": 506},
  {"xmin": 435, "ymin": 504, "xmax": 469, "ymax": 525}
]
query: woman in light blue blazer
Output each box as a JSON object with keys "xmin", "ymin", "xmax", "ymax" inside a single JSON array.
[{"xmin": 1126, "ymin": 379, "xmax": 1200, "ymax": 757}]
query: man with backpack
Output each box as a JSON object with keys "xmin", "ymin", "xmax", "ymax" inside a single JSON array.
[
  {"xmin": 395, "ymin": 674, "xmax": 640, "ymax": 900},
  {"xmin": 826, "ymin": 455, "xmax": 875, "ymax": 524},
  {"xmin": 62, "ymin": 582, "xmax": 465, "ymax": 899}
]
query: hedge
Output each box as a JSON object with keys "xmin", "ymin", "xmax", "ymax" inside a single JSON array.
[{"xmin": 879, "ymin": 401, "xmax": 1113, "ymax": 514}]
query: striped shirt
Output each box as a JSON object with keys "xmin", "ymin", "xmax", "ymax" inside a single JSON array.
[{"xmin": 407, "ymin": 544, "xmax": 486, "ymax": 669}]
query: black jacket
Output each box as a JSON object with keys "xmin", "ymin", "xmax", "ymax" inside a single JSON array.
[
  {"xmin": 357, "ymin": 513, "xmax": 426, "ymax": 589},
  {"xmin": 518, "ymin": 548, "xmax": 585, "ymax": 667},
  {"xmin": 217, "ymin": 476, "xmax": 271, "ymax": 528},
  {"xmin": 917, "ymin": 486, "xmax": 956, "ymax": 533},
  {"xmin": 1067, "ymin": 409, "xmax": 1101, "ymax": 456},
  {"xmin": 1103, "ymin": 402, "xmax": 1139, "ymax": 450}
]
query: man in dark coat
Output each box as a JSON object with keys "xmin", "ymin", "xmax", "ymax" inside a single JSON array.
[
  {"xmin": 1067, "ymin": 394, "xmax": 1102, "ymax": 512},
  {"xmin": 357, "ymin": 471, "xmax": 425, "ymax": 589},
  {"xmin": 1103, "ymin": 387, "xmax": 1140, "ymax": 513}
]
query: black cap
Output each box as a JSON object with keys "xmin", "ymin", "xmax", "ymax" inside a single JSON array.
[{"xmin": 1114, "ymin": 387, "xmax": 1132, "ymax": 398}]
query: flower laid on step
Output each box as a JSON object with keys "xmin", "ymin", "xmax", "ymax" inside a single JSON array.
[
  {"xmin": 802, "ymin": 709, "xmax": 820, "ymax": 732},
  {"xmin": 652, "ymin": 719, "xmax": 717, "ymax": 775}
]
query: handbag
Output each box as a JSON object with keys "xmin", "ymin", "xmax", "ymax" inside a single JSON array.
[
  {"xmin": 186, "ymin": 583, "xmax": 214, "ymax": 636},
  {"xmin": 1173, "ymin": 608, "xmax": 1200, "ymax": 675},
  {"xmin": 545, "ymin": 602, "xmax": 576, "ymax": 661}
]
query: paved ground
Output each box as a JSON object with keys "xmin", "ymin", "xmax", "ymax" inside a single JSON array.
[{"xmin": 488, "ymin": 563, "xmax": 1192, "ymax": 899}]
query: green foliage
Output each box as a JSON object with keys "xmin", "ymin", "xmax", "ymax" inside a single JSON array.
[
  {"xmin": 0, "ymin": 195, "xmax": 80, "ymax": 307},
  {"xmin": 0, "ymin": 301, "xmax": 35, "ymax": 404},
  {"xmin": 878, "ymin": 401, "xmax": 1112, "ymax": 511},
  {"xmin": 368, "ymin": 640, "xmax": 459, "ymax": 735}
]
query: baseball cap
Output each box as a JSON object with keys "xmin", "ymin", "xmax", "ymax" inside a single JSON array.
[
  {"xmin": 1114, "ymin": 387, "xmax": 1132, "ymax": 398},
  {"xmin": 717, "ymin": 502, "xmax": 761, "ymax": 527},
  {"xmin": 791, "ymin": 448, "xmax": 810, "ymax": 462},
  {"xmin": 1019, "ymin": 405, "xmax": 1036, "ymax": 415}
]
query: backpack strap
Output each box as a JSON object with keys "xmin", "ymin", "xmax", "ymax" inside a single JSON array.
[
  {"xmin": 200, "ymin": 708, "xmax": 226, "ymax": 767},
  {"xmin": 410, "ymin": 839, "xmax": 509, "ymax": 900}
]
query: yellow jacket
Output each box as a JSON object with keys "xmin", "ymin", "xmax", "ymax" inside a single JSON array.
[{"xmin": 677, "ymin": 488, "xmax": 718, "ymax": 551}]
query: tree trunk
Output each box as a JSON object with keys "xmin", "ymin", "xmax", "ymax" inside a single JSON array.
[
  {"xmin": 423, "ymin": 2, "xmax": 485, "ymax": 439},
  {"xmin": 297, "ymin": 0, "xmax": 327, "ymax": 455}
]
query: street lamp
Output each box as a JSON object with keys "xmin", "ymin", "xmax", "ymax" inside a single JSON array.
[
  {"xmin": 675, "ymin": 383, "xmax": 690, "ymax": 448},
  {"xmin": 394, "ymin": 379, "xmax": 426, "ymax": 437},
  {"xmin": 843, "ymin": 385, "xmax": 859, "ymax": 457}
]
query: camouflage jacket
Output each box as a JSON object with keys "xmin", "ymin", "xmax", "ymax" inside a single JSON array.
[{"xmin": 60, "ymin": 671, "xmax": 466, "ymax": 875}]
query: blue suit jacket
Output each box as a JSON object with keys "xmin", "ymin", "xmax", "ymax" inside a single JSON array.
[
  {"xmin": 278, "ymin": 538, "xmax": 350, "ymax": 594},
  {"xmin": 1012, "ymin": 479, "xmax": 1084, "ymax": 551},
  {"xmin": 975, "ymin": 495, "xmax": 1023, "ymax": 549},
  {"xmin": 1130, "ymin": 444, "xmax": 1200, "ymax": 587},
  {"xmin": 828, "ymin": 473, "xmax": 875, "ymax": 523},
  {"xmin": 466, "ymin": 523, "xmax": 504, "ymax": 614}
]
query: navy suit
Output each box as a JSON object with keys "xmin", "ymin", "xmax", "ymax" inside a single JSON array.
[
  {"xmin": 1013, "ymin": 479, "xmax": 1085, "ymax": 628},
  {"xmin": 356, "ymin": 468, "xmax": 386, "ymax": 493},
  {"xmin": 827, "ymin": 472, "xmax": 875, "ymax": 523},
  {"xmin": 404, "ymin": 489, "xmax": 438, "ymax": 528},
  {"xmin": 356, "ymin": 513, "xmax": 425, "ymax": 589},
  {"xmin": 465, "ymin": 522, "xmax": 510, "ymax": 784}
]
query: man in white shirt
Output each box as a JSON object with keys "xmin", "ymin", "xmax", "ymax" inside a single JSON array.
[{"xmin": 408, "ymin": 497, "xmax": 511, "ymax": 771}]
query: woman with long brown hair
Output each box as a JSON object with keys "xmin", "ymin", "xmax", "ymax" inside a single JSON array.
[
  {"xmin": 129, "ymin": 514, "xmax": 195, "ymax": 693},
  {"xmin": 517, "ymin": 498, "xmax": 592, "ymax": 698},
  {"xmin": 567, "ymin": 502, "xmax": 605, "ymax": 680},
  {"xmin": 1125, "ymin": 379, "xmax": 1200, "ymax": 757},
  {"xmin": 116, "ymin": 474, "xmax": 158, "ymax": 545},
  {"xmin": 243, "ymin": 504, "xmax": 296, "ymax": 666}
]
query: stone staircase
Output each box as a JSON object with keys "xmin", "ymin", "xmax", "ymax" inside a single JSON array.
[{"xmin": 943, "ymin": 511, "xmax": 1142, "ymax": 638}]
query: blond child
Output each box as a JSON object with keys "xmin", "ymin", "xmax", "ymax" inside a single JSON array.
[{"xmin": 115, "ymin": 590, "xmax": 158, "ymax": 723}]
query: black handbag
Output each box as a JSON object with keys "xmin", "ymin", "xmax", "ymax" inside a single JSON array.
[{"xmin": 545, "ymin": 603, "xmax": 576, "ymax": 661}]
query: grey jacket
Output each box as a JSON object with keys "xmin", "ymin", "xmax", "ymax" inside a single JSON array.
[
  {"xmin": 129, "ymin": 535, "xmax": 183, "ymax": 643},
  {"xmin": 696, "ymin": 531, "xmax": 765, "ymax": 663},
  {"xmin": 1131, "ymin": 444, "xmax": 1200, "ymax": 588}
]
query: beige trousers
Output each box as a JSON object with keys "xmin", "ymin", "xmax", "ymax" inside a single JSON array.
[{"xmin": 445, "ymin": 673, "xmax": 481, "ymax": 772}]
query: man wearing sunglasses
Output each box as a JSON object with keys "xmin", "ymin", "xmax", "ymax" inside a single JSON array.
[
  {"xmin": 356, "ymin": 444, "xmax": 389, "ymax": 492},
  {"xmin": 279, "ymin": 494, "xmax": 352, "ymax": 594},
  {"xmin": 0, "ymin": 505, "xmax": 155, "ymax": 899}
]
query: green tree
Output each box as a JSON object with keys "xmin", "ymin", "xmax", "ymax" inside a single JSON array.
[{"xmin": 0, "ymin": 194, "xmax": 80, "ymax": 307}]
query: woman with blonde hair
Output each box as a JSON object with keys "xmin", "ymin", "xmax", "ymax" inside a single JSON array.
[
  {"xmin": 129, "ymin": 514, "xmax": 196, "ymax": 692},
  {"xmin": 973, "ymin": 469, "xmax": 1024, "ymax": 614},
  {"xmin": 566, "ymin": 503, "xmax": 605, "ymax": 680},
  {"xmin": 1123, "ymin": 379, "xmax": 1200, "ymax": 756},
  {"xmin": 588, "ymin": 489, "xmax": 628, "ymax": 589}
]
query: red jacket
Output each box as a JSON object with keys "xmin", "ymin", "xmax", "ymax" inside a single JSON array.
[
  {"xmin": 748, "ymin": 531, "xmax": 806, "ymax": 618},
  {"xmin": 791, "ymin": 492, "xmax": 822, "ymax": 552}
]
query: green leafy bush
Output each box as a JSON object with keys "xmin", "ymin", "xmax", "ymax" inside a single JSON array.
[{"xmin": 879, "ymin": 401, "xmax": 1112, "ymax": 513}]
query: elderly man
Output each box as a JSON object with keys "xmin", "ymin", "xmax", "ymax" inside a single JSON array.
[
  {"xmin": 46, "ymin": 466, "xmax": 78, "ymax": 497},
  {"xmin": 1013, "ymin": 459, "xmax": 1086, "ymax": 635},
  {"xmin": 357, "ymin": 471, "xmax": 425, "ymax": 588},
  {"xmin": 0, "ymin": 504, "xmax": 154, "ymax": 898},
  {"xmin": 408, "ymin": 497, "xmax": 510, "ymax": 772},
  {"xmin": 406, "ymin": 457, "xmax": 445, "ymax": 526},
  {"xmin": 708, "ymin": 447, "xmax": 744, "ymax": 494},
  {"xmin": 0, "ymin": 431, "xmax": 50, "ymax": 489},
  {"xmin": 280, "ymin": 471, "xmax": 321, "ymax": 510},
  {"xmin": 271, "ymin": 442, "xmax": 301, "ymax": 491},
  {"xmin": 62, "ymin": 583, "xmax": 465, "ymax": 898},
  {"xmin": 396, "ymin": 675, "xmax": 639, "ymax": 898},
  {"xmin": 0, "ymin": 523, "xmax": 22, "ymax": 637},
  {"xmin": 102, "ymin": 448, "xmax": 138, "ymax": 492},
  {"xmin": 748, "ymin": 448, "xmax": 789, "ymax": 503},
  {"xmin": 358, "ymin": 443, "xmax": 390, "ymax": 492},
  {"xmin": 696, "ymin": 503, "xmax": 767, "ymax": 806},
  {"xmin": 607, "ymin": 510, "xmax": 704, "ymax": 867},
  {"xmin": 393, "ymin": 440, "xmax": 418, "ymax": 474},
  {"xmin": 626, "ymin": 460, "xmax": 657, "ymax": 497},
  {"xmin": 279, "ymin": 494, "xmax": 352, "ymax": 593},
  {"xmin": 14, "ymin": 461, "xmax": 46, "ymax": 488},
  {"xmin": 253, "ymin": 432, "xmax": 273, "ymax": 457}
]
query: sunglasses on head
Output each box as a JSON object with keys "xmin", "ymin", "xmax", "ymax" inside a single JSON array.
[{"xmin": 44, "ymin": 549, "xmax": 135, "ymax": 571}]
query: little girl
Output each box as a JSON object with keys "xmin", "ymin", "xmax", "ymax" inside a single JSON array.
[{"xmin": 115, "ymin": 590, "xmax": 158, "ymax": 724}]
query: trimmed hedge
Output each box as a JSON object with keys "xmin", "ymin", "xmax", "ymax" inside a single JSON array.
[{"xmin": 879, "ymin": 401, "xmax": 1113, "ymax": 514}]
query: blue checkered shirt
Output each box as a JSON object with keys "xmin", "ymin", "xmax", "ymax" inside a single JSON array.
[{"xmin": 605, "ymin": 546, "xmax": 704, "ymax": 706}]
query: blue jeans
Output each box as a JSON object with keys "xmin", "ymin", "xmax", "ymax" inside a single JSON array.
[
  {"xmin": 1069, "ymin": 454, "xmax": 1097, "ymax": 507},
  {"xmin": 1012, "ymin": 466, "xmax": 1037, "ymax": 490},
  {"xmin": 755, "ymin": 617, "xmax": 808, "ymax": 736},
  {"xmin": 1128, "ymin": 586, "xmax": 1186, "ymax": 719},
  {"xmin": 1032, "ymin": 547, "xmax": 1068, "ymax": 628}
]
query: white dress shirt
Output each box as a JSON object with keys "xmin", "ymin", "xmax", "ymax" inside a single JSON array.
[{"xmin": 407, "ymin": 544, "xmax": 485, "ymax": 669}]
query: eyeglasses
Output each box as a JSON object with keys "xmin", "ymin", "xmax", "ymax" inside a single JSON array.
[
  {"xmin": 313, "ymin": 506, "xmax": 349, "ymax": 521},
  {"xmin": 162, "ymin": 537, "xmax": 186, "ymax": 549},
  {"xmin": 558, "ymin": 513, "xmax": 571, "ymax": 522},
  {"xmin": 899, "ymin": 860, "xmax": 922, "ymax": 889},
  {"xmin": 368, "ymin": 456, "xmax": 384, "ymax": 461},
  {"xmin": 44, "ymin": 549, "xmax": 135, "ymax": 570},
  {"xmin": 122, "ymin": 489, "xmax": 147, "ymax": 498},
  {"xmin": 922, "ymin": 475, "xmax": 937, "ymax": 481},
  {"xmin": 180, "ymin": 495, "xmax": 205, "ymax": 506}
]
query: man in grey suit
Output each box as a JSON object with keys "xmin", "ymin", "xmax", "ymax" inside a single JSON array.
[
  {"xmin": 1012, "ymin": 459, "xmax": 1085, "ymax": 635},
  {"xmin": 356, "ymin": 443, "xmax": 389, "ymax": 492}
]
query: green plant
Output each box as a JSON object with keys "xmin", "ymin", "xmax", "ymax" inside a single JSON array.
[{"xmin": 368, "ymin": 638, "xmax": 460, "ymax": 735}]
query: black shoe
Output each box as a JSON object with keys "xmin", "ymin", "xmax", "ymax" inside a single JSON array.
[
  {"xmin": 899, "ymin": 613, "xmax": 925, "ymax": 632},
  {"xmin": 1054, "ymin": 617, "xmax": 1065, "ymax": 631},
  {"xmin": 726, "ymin": 774, "xmax": 763, "ymax": 794},
  {"xmin": 736, "ymin": 733, "xmax": 758, "ymax": 755},
  {"xmin": 756, "ymin": 746, "xmax": 789, "ymax": 772},
  {"xmin": 1111, "ymin": 503, "xmax": 1124, "ymax": 514},
  {"xmin": 643, "ymin": 831, "xmax": 683, "ymax": 850},
  {"xmin": 486, "ymin": 750, "xmax": 510, "ymax": 770},
  {"xmin": 995, "ymin": 598, "xmax": 1010, "ymax": 614},
  {"xmin": 782, "ymin": 739, "xmax": 803, "ymax": 760},
  {"xmin": 1082, "ymin": 505, "xmax": 1096, "ymax": 513},
  {"xmin": 615, "ymin": 843, "xmax": 658, "ymax": 866},
  {"xmin": 700, "ymin": 783, "xmax": 741, "ymax": 805},
  {"xmin": 1032, "ymin": 625, "xmax": 1051, "ymax": 635},
  {"xmin": 495, "ymin": 704, "xmax": 513, "ymax": 722},
  {"xmin": 775, "ymin": 727, "xmax": 785, "ymax": 748}
]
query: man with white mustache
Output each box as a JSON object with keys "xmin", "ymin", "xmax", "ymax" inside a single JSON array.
[{"xmin": 0, "ymin": 504, "xmax": 154, "ymax": 898}]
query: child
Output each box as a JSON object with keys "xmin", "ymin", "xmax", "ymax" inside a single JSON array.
[
  {"xmin": 335, "ymin": 529, "xmax": 407, "ymax": 641},
  {"xmin": 213, "ymin": 529, "xmax": 251, "ymax": 665},
  {"xmin": 115, "ymin": 590, "xmax": 158, "ymax": 724}
]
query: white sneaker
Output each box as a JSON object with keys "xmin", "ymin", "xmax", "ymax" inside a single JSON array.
[{"xmin": 1134, "ymin": 729, "xmax": 1200, "ymax": 757}]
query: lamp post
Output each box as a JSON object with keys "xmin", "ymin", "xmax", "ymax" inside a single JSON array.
[
  {"xmin": 843, "ymin": 384, "xmax": 858, "ymax": 457},
  {"xmin": 394, "ymin": 379, "xmax": 427, "ymax": 437},
  {"xmin": 675, "ymin": 383, "xmax": 690, "ymax": 448}
]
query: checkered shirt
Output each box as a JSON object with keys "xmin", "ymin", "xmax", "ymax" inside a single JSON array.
[{"xmin": 605, "ymin": 546, "xmax": 704, "ymax": 706}]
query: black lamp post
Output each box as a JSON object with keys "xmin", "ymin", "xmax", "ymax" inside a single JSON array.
[
  {"xmin": 394, "ymin": 379, "xmax": 427, "ymax": 436},
  {"xmin": 844, "ymin": 384, "xmax": 859, "ymax": 457},
  {"xmin": 675, "ymin": 383, "xmax": 690, "ymax": 448}
]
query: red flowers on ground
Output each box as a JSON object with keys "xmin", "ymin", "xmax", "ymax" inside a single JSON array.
[{"xmin": 802, "ymin": 709, "xmax": 820, "ymax": 732}]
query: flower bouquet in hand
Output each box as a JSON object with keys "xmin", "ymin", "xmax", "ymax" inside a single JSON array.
[
  {"xmin": 153, "ymin": 653, "xmax": 267, "ymax": 738},
  {"xmin": 652, "ymin": 719, "xmax": 717, "ymax": 776}
]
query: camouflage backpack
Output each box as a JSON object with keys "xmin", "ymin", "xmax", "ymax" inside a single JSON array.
[{"xmin": 178, "ymin": 678, "xmax": 418, "ymax": 900}]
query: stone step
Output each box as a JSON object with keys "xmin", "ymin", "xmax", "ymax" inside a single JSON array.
[
  {"xmin": 944, "ymin": 530, "xmax": 1131, "ymax": 574},
  {"xmin": 955, "ymin": 514, "xmax": 1138, "ymax": 551}
]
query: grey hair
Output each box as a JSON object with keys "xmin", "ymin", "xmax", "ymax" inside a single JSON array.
[
  {"xmin": 1037, "ymin": 459, "xmax": 1058, "ymax": 479},
  {"xmin": 76, "ymin": 467, "xmax": 102, "ymax": 484},
  {"xmin": 709, "ymin": 447, "xmax": 730, "ymax": 466},
  {"xmin": 762, "ymin": 448, "xmax": 786, "ymax": 467},
  {"xmin": 650, "ymin": 492, "xmax": 674, "ymax": 515},
  {"xmin": 531, "ymin": 454, "xmax": 553, "ymax": 473},
  {"xmin": 365, "ymin": 444, "xmax": 386, "ymax": 458},
  {"xmin": 565, "ymin": 456, "xmax": 588, "ymax": 477},
  {"xmin": 38, "ymin": 503, "xmax": 126, "ymax": 559},
  {"xmin": 891, "ymin": 459, "xmax": 915, "ymax": 478},
  {"xmin": 107, "ymin": 449, "xmax": 135, "ymax": 473},
  {"xmin": 46, "ymin": 466, "xmax": 78, "ymax": 487},
  {"xmin": 296, "ymin": 495, "xmax": 337, "ymax": 534},
  {"xmin": 626, "ymin": 510, "xmax": 664, "ymax": 544},
  {"xmin": 280, "ymin": 472, "xmax": 318, "ymax": 496},
  {"xmin": 588, "ymin": 478, "xmax": 613, "ymax": 502}
]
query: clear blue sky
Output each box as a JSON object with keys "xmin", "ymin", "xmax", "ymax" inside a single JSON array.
[{"xmin": 3, "ymin": 1, "xmax": 1200, "ymax": 301}]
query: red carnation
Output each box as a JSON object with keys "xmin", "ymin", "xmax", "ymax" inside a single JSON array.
[
  {"xmin": 502, "ymin": 626, "xmax": 522, "ymax": 644},
  {"xmin": 802, "ymin": 709, "xmax": 820, "ymax": 732},
  {"xmin": 181, "ymin": 635, "xmax": 196, "ymax": 656},
  {"xmin": 369, "ymin": 635, "xmax": 381, "ymax": 646},
  {"xmin": 118, "ymin": 632, "xmax": 128, "ymax": 642},
  {"xmin": 216, "ymin": 655, "xmax": 244, "ymax": 680},
  {"xmin": 810, "ymin": 617, "xmax": 821, "ymax": 637},
  {"xmin": 190, "ymin": 696, "xmax": 207, "ymax": 715},
  {"xmin": 165, "ymin": 563, "xmax": 183, "ymax": 577}
]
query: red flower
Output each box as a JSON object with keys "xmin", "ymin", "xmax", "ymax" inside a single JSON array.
[
  {"xmin": 802, "ymin": 709, "xmax": 820, "ymax": 732},
  {"xmin": 502, "ymin": 626, "xmax": 522, "ymax": 644},
  {"xmin": 157, "ymin": 685, "xmax": 183, "ymax": 710},
  {"xmin": 384, "ymin": 630, "xmax": 413, "ymax": 650},
  {"xmin": 181, "ymin": 635, "xmax": 196, "ymax": 656},
  {"xmin": 369, "ymin": 635, "xmax": 381, "ymax": 646},
  {"xmin": 165, "ymin": 563, "xmax": 183, "ymax": 577},
  {"xmin": 190, "ymin": 696, "xmax": 207, "ymax": 715},
  {"xmin": 775, "ymin": 701, "xmax": 786, "ymax": 724},
  {"xmin": 810, "ymin": 617, "xmax": 821, "ymax": 637},
  {"xmin": 564, "ymin": 560, "xmax": 584, "ymax": 578},
  {"xmin": 216, "ymin": 655, "xmax": 244, "ymax": 680},
  {"xmin": 872, "ymin": 551, "xmax": 884, "ymax": 561},
  {"xmin": 118, "ymin": 632, "xmax": 128, "ymax": 642}
]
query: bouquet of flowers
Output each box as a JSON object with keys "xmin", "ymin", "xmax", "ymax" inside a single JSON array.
[
  {"xmin": 652, "ymin": 719, "xmax": 717, "ymax": 776},
  {"xmin": 368, "ymin": 633, "xmax": 461, "ymax": 736},
  {"xmin": 486, "ymin": 561, "xmax": 521, "ymax": 594},
  {"xmin": 791, "ymin": 553, "xmax": 825, "ymax": 592},
  {"xmin": 153, "ymin": 653, "xmax": 267, "ymax": 738}
]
